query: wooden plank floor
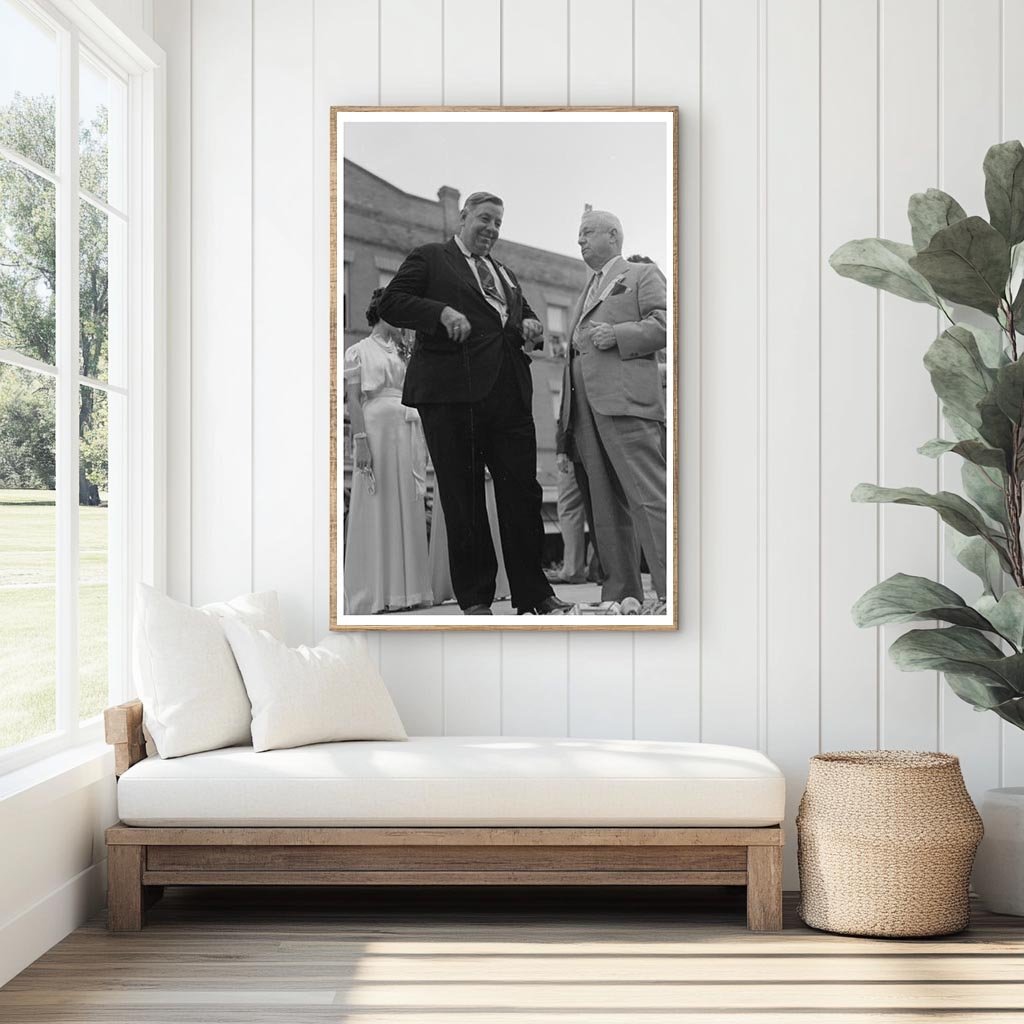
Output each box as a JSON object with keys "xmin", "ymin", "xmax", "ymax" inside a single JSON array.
[{"xmin": 3, "ymin": 886, "xmax": 1024, "ymax": 1022}]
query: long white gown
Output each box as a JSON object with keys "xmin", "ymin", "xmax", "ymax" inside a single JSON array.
[{"xmin": 343, "ymin": 335, "xmax": 432, "ymax": 614}]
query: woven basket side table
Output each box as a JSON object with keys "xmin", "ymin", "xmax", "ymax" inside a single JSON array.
[{"xmin": 797, "ymin": 750, "xmax": 983, "ymax": 938}]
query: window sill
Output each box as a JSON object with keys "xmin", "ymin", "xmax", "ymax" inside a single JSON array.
[{"xmin": 0, "ymin": 740, "xmax": 114, "ymax": 816}]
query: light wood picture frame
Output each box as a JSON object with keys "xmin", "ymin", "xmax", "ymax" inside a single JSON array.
[{"xmin": 330, "ymin": 107, "xmax": 678, "ymax": 631}]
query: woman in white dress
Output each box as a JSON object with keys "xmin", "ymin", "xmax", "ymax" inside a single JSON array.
[{"xmin": 343, "ymin": 289, "xmax": 432, "ymax": 614}]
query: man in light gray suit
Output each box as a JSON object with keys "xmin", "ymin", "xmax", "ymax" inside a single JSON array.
[{"xmin": 558, "ymin": 209, "xmax": 668, "ymax": 607}]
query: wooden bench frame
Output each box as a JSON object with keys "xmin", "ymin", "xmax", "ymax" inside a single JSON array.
[{"xmin": 104, "ymin": 700, "xmax": 784, "ymax": 932}]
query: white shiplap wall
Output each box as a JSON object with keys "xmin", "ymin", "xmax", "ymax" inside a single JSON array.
[{"xmin": 154, "ymin": 0, "xmax": 1024, "ymax": 884}]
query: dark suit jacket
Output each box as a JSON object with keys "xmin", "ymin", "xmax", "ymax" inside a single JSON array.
[{"xmin": 379, "ymin": 238, "xmax": 540, "ymax": 406}]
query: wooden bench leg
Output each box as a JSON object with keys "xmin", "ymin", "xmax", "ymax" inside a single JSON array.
[
  {"xmin": 107, "ymin": 845, "xmax": 145, "ymax": 931},
  {"xmin": 746, "ymin": 845, "xmax": 783, "ymax": 931}
]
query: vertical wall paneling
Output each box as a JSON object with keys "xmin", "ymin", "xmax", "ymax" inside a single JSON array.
[
  {"xmin": 312, "ymin": 0, "xmax": 380, "ymax": 660},
  {"xmin": 153, "ymin": 0, "xmax": 190, "ymax": 604},
  {"xmin": 631, "ymin": 0, "xmax": 700, "ymax": 742},
  {"xmin": 567, "ymin": 0, "xmax": 632, "ymax": 104},
  {"xmin": 938, "ymin": 0, "xmax": 1002, "ymax": 794},
  {"xmin": 438, "ymin": 0, "xmax": 504, "ymax": 734},
  {"xmin": 444, "ymin": 638, "xmax": 502, "ymax": 735},
  {"xmin": 877, "ymin": 0, "xmax": 941, "ymax": 751},
  {"xmin": 379, "ymin": 636, "xmax": 445, "ymax": 735},
  {"xmin": 253, "ymin": 0, "xmax": 315, "ymax": 646},
  {"xmin": 501, "ymin": 633, "xmax": 570, "ymax": 735},
  {"xmin": 764, "ymin": 0, "xmax": 821, "ymax": 882},
  {"xmin": 189, "ymin": 0, "xmax": 253, "ymax": 605},
  {"xmin": 442, "ymin": 0, "xmax": 501, "ymax": 106},
  {"xmin": 819, "ymin": 0, "xmax": 880, "ymax": 752},
  {"xmin": 699, "ymin": 0, "xmax": 761, "ymax": 749},
  {"xmin": 380, "ymin": 0, "xmax": 443, "ymax": 105},
  {"xmin": 1001, "ymin": 0, "xmax": 1024, "ymax": 785},
  {"xmin": 500, "ymin": 0, "xmax": 568, "ymax": 104},
  {"xmin": 568, "ymin": 633, "xmax": 635, "ymax": 739},
  {"xmin": 564, "ymin": 0, "xmax": 637, "ymax": 737}
]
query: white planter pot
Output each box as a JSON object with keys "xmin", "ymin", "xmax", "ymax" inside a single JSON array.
[{"xmin": 973, "ymin": 787, "xmax": 1024, "ymax": 916}]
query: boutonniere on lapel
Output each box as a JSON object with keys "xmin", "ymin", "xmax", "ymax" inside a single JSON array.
[{"xmin": 607, "ymin": 274, "xmax": 630, "ymax": 298}]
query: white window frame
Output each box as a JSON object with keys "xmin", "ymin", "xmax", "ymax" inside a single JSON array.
[{"xmin": 0, "ymin": 0, "xmax": 165, "ymax": 776}]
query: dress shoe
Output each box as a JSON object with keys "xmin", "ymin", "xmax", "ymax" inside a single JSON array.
[
  {"xmin": 463, "ymin": 604, "xmax": 493, "ymax": 615},
  {"xmin": 521, "ymin": 595, "xmax": 573, "ymax": 615},
  {"xmin": 544, "ymin": 569, "xmax": 587, "ymax": 584}
]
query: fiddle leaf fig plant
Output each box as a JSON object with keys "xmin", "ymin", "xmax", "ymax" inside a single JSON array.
[{"xmin": 832, "ymin": 140, "xmax": 1024, "ymax": 731}]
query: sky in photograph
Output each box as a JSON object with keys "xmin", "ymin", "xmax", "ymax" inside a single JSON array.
[{"xmin": 343, "ymin": 120, "xmax": 670, "ymax": 271}]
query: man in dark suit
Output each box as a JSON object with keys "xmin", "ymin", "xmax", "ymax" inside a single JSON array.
[
  {"xmin": 380, "ymin": 192, "xmax": 570, "ymax": 616},
  {"xmin": 558, "ymin": 210, "xmax": 668, "ymax": 611}
]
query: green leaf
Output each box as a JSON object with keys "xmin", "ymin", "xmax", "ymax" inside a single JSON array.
[
  {"xmin": 942, "ymin": 406, "xmax": 983, "ymax": 442},
  {"xmin": 909, "ymin": 216, "xmax": 1011, "ymax": 315},
  {"xmin": 889, "ymin": 627, "xmax": 1024, "ymax": 702},
  {"xmin": 977, "ymin": 391, "xmax": 1016, "ymax": 458},
  {"xmin": 923, "ymin": 325, "xmax": 996, "ymax": 428},
  {"xmin": 1012, "ymin": 278, "xmax": 1024, "ymax": 326},
  {"xmin": 950, "ymin": 533, "xmax": 1004, "ymax": 596},
  {"xmin": 918, "ymin": 437, "xmax": 1008, "ymax": 471},
  {"xmin": 967, "ymin": 322, "xmax": 1011, "ymax": 369},
  {"xmin": 982, "ymin": 687, "xmax": 1024, "ymax": 728},
  {"xmin": 944, "ymin": 671, "xmax": 1024, "ymax": 715},
  {"xmin": 984, "ymin": 140, "xmax": 1024, "ymax": 246},
  {"xmin": 993, "ymin": 358, "xmax": 1024, "ymax": 423},
  {"xmin": 852, "ymin": 573, "xmax": 995, "ymax": 630},
  {"xmin": 851, "ymin": 483, "xmax": 1009, "ymax": 552},
  {"xmin": 962, "ymin": 461, "xmax": 1009, "ymax": 528},
  {"xmin": 977, "ymin": 589, "xmax": 1024, "ymax": 649},
  {"xmin": 830, "ymin": 238, "xmax": 943, "ymax": 307},
  {"xmin": 908, "ymin": 188, "xmax": 968, "ymax": 251}
]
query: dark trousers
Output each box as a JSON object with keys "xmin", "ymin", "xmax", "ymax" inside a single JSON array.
[{"xmin": 418, "ymin": 347, "xmax": 554, "ymax": 612}]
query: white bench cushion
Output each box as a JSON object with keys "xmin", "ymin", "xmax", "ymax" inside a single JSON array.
[{"xmin": 117, "ymin": 736, "xmax": 785, "ymax": 828}]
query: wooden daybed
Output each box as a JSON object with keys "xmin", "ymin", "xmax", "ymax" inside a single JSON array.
[{"xmin": 104, "ymin": 700, "xmax": 785, "ymax": 932}]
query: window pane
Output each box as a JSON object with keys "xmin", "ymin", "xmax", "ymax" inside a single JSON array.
[
  {"xmin": 79, "ymin": 384, "xmax": 109, "ymax": 723},
  {"xmin": 0, "ymin": 158, "xmax": 56, "ymax": 364},
  {"xmin": 80, "ymin": 202, "xmax": 124, "ymax": 384},
  {"xmin": 0, "ymin": 0, "xmax": 57, "ymax": 173},
  {"xmin": 0, "ymin": 362, "xmax": 56, "ymax": 751},
  {"xmin": 79, "ymin": 51, "xmax": 126, "ymax": 209},
  {"xmin": 546, "ymin": 304, "xmax": 567, "ymax": 334}
]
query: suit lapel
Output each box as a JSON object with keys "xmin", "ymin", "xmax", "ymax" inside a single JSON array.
[
  {"xmin": 567, "ymin": 287, "xmax": 588, "ymax": 340},
  {"xmin": 491, "ymin": 257, "xmax": 521, "ymax": 317},
  {"xmin": 444, "ymin": 238, "xmax": 481, "ymax": 293},
  {"xmin": 579, "ymin": 256, "xmax": 629, "ymax": 322}
]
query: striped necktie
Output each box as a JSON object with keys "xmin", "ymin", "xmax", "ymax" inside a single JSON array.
[
  {"xmin": 585, "ymin": 271, "xmax": 602, "ymax": 307},
  {"xmin": 472, "ymin": 254, "xmax": 504, "ymax": 304}
]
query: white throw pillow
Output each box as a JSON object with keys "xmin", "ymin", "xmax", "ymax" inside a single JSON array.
[
  {"xmin": 223, "ymin": 621, "xmax": 407, "ymax": 752},
  {"xmin": 133, "ymin": 584, "xmax": 283, "ymax": 758}
]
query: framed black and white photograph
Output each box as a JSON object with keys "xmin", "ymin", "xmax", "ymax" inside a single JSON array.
[{"xmin": 330, "ymin": 107, "xmax": 678, "ymax": 630}]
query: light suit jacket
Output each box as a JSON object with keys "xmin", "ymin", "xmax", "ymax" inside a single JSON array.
[{"xmin": 558, "ymin": 256, "xmax": 667, "ymax": 435}]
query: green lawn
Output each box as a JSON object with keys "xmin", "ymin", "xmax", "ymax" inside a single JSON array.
[{"xmin": 0, "ymin": 489, "xmax": 109, "ymax": 751}]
